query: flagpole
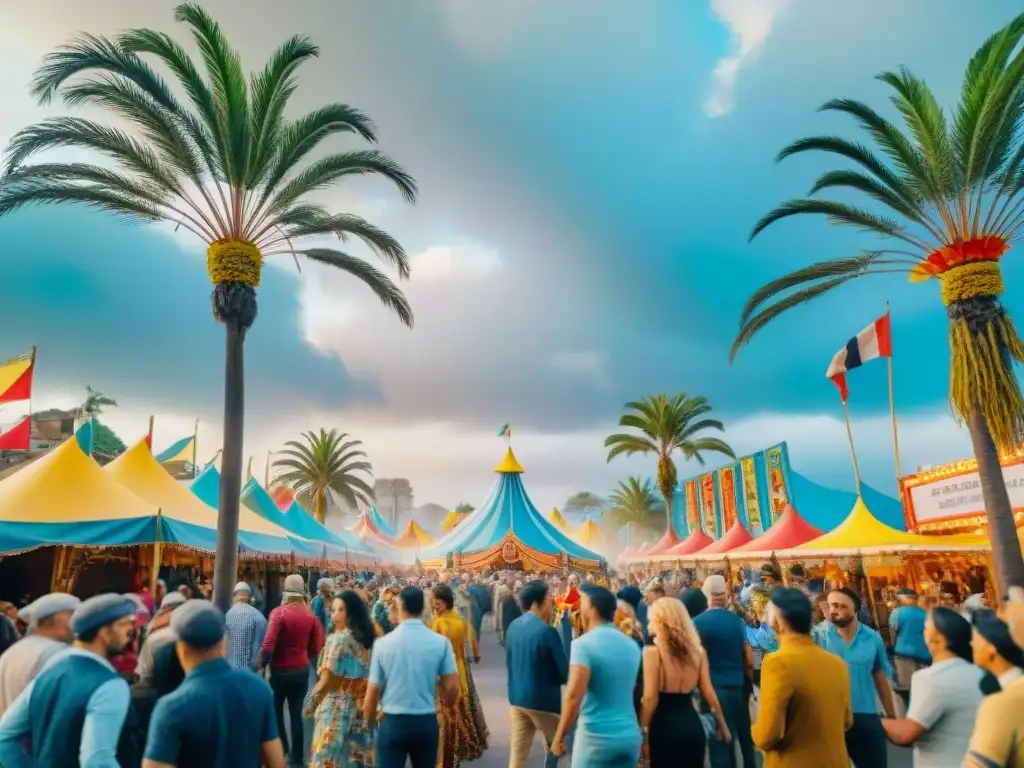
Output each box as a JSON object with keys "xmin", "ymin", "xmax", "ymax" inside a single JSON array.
[
  {"xmin": 147, "ymin": 415, "xmax": 155, "ymax": 449},
  {"xmin": 264, "ymin": 450, "xmax": 271, "ymax": 487},
  {"xmin": 885, "ymin": 302, "xmax": 904, "ymax": 485},
  {"xmin": 841, "ymin": 399, "xmax": 863, "ymax": 493},
  {"xmin": 27, "ymin": 346, "xmax": 36, "ymax": 425},
  {"xmin": 192, "ymin": 419, "xmax": 199, "ymax": 478}
]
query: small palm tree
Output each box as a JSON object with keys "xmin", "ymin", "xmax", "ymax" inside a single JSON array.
[
  {"xmin": 81, "ymin": 386, "xmax": 116, "ymax": 418},
  {"xmin": 731, "ymin": 14, "xmax": 1024, "ymax": 589},
  {"xmin": 2, "ymin": 5, "xmax": 416, "ymax": 608},
  {"xmin": 454, "ymin": 502, "xmax": 475, "ymax": 514},
  {"xmin": 605, "ymin": 393, "xmax": 735, "ymax": 545},
  {"xmin": 273, "ymin": 429, "xmax": 374, "ymax": 524},
  {"xmin": 607, "ymin": 476, "xmax": 665, "ymax": 532}
]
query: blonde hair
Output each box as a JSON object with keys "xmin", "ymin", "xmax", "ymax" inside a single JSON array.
[{"xmin": 649, "ymin": 596, "xmax": 703, "ymax": 664}]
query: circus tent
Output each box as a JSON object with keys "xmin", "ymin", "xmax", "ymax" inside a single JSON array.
[
  {"xmin": 350, "ymin": 508, "xmax": 395, "ymax": 545},
  {"xmin": 368, "ymin": 506, "xmax": 395, "ymax": 537},
  {"xmin": 730, "ymin": 504, "xmax": 823, "ymax": 556},
  {"xmin": 0, "ymin": 434, "xmax": 159, "ymax": 552},
  {"xmin": 693, "ymin": 521, "xmax": 754, "ymax": 556},
  {"xmin": 441, "ymin": 511, "xmax": 467, "ymax": 532},
  {"xmin": 418, "ymin": 447, "xmax": 604, "ymax": 571},
  {"xmin": 393, "ymin": 519, "xmax": 435, "ymax": 549},
  {"xmin": 576, "ymin": 518, "xmax": 604, "ymax": 548}
]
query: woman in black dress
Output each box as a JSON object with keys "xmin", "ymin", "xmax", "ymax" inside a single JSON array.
[{"xmin": 639, "ymin": 596, "xmax": 730, "ymax": 767}]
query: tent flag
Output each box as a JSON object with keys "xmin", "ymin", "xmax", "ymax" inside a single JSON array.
[
  {"xmin": 826, "ymin": 312, "xmax": 892, "ymax": 403},
  {"xmin": 0, "ymin": 417, "xmax": 30, "ymax": 450},
  {"xmin": 0, "ymin": 349, "xmax": 34, "ymax": 406},
  {"xmin": 155, "ymin": 436, "xmax": 195, "ymax": 464},
  {"xmin": 497, "ymin": 423, "xmax": 510, "ymax": 439}
]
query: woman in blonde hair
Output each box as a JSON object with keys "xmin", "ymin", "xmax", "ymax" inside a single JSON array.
[{"xmin": 640, "ymin": 597, "xmax": 730, "ymax": 767}]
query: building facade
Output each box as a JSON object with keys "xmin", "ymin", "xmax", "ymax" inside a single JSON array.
[{"xmin": 374, "ymin": 478, "xmax": 415, "ymax": 531}]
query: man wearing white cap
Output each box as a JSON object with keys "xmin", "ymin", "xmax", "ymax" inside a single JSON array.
[
  {"xmin": 0, "ymin": 593, "xmax": 137, "ymax": 767},
  {"xmin": 136, "ymin": 591, "xmax": 187, "ymax": 684},
  {"xmin": 225, "ymin": 581, "xmax": 267, "ymax": 672},
  {"xmin": 0, "ymin": 592, "xmax": 80, "ymax": 715}
]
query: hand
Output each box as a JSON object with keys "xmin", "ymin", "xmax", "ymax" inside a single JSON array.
[
  {"xmin": 718, "ymin": 722, "xmax": 732, "ymax": 745},
  {"xmin": 473, "ymin": 656, "xmax": 481, "ymax": 664},
  {"xmin": 551, "ymin": 734, "xmax": 566, "ymax": 756}
]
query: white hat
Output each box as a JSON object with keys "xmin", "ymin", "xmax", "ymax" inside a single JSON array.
[
  {"xmin": 232, "ymin": 582, "xmax": 252, "ymax": 595},
  {"xmin": 19, "ymin": 593, "xmax": 81, "ymax": 626},
  {"xmin": 702, "ymin": 574, "xmax": 727, "ymax": 597}
]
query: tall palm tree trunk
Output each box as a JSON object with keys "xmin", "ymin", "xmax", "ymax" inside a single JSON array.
[
  {"xmin": 662, "ymin": 495, "xmax": 677, "ymax": 543},
  {"xmin": 213, "ymin": 320, "xmax": 245, "ymax": 612},
  {"xmin": 314, "ymin": 491, "xmax": 325, "ymax": 524},
  {"xmin": 969, "ymin": 403, "xmax": 1024, "ymax": 591}
]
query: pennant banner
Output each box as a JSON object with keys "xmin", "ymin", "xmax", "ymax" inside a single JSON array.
[
  {"xmin": 0, "ymin": 350, "xmax": 34, "ymax": 406},
  {"xmin": 0, "ymin": 417, "xmax": 31, "ymax": 450}
]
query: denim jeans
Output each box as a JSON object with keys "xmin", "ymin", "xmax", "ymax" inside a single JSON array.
[
  {"xmin": 376, "ymin": 713, "xmax": 439, "ymax": 768},
  {"xmin": 846, "ymin": 713, "xmax": 887, "ymax": 768},
  {"xmin": 270, "ymin": 668, "xmax": 309, "ymax": 764},
  {"xmin": 706, "ymin": 685, "xmax": 757, "ymax": 768}
]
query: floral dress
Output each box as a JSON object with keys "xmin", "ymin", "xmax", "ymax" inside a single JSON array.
[
  {"xmin": 431, "ymin": 611, "xmax": 489, "ymax": 768},
  {"xmin": 310, "ymin": 629, "xmax": 374, "ymax": 768}
]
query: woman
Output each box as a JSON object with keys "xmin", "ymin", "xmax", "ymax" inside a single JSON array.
[
  {"xmin": 306, "ymin": 591, "xmax": 376, "ymax": 768},
  {"xmin": 965, "ymin": 616, "xmax": 1024, "ymax": 767},
  {"xmin": 372, "ymin": 586, "xmax": 397, "ymax": 636},
  {"xmin": 973, "ymin": 614, "xmax": 1024, "ymax": 692},
  {"xmin": 882, "ymin": 606, "xmax": 983, "ymax": 766},
  {"xmin": 431, "ymin": 584, "xmax": 488, "ymax": 768},
  {"xmin": 640, "ymin": 597, "xmax": 728, "ymax": 767}
]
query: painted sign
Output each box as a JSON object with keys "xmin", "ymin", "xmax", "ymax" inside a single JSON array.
[
  {"xmin": 700, "ymin": 472, "xmax": 717, "ymax": 537},
  {"xmin": 720, "ymin": 465, "xmax": 738, "ymax": 531},
  {"xmin": 765, "ymin": 445, "xmax": 791, "ymax": 525},
  {"xmin": 741, "ymin": 456, "xmax": 763, "ymax": 532},
  {"xmin": 908, "ymin": 460, "xmax": 1024, "ymax": 523},
  {"xmin": 685, "ymin": 480, "xmax": 699, "ymax": 533}
]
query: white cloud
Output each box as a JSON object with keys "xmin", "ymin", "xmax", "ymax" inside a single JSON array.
[
  {"xmin": 704, "ymin": 0, "xmax": 790, "ymax": 117},
  {"xmin": 409, "ymin": 244, "xmax": 502, "ymax": 283}
]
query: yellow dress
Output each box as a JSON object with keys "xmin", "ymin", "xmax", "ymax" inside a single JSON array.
[{"xmin": 431, "ymin": 611, "xmax": 488, "ymax": 767}]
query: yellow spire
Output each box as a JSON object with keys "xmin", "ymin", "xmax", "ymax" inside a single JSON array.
[{"xmin": 494, "ymin": 446, "xmax": 524, "ymax": 473}]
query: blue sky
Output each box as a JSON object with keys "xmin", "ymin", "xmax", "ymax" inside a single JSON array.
[{"xmin": 0, "ymin": 0, "xmax": 1018, "ymax": 511}]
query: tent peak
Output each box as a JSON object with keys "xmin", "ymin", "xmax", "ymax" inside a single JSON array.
[{"xmin": 495, "ymin": 446, "xmax": 524, "ymax": 474}]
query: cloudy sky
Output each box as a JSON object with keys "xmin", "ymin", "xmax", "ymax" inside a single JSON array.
[{"xmin": 0, "ymin": 0, "xmax": 1016, "ymax": 512}]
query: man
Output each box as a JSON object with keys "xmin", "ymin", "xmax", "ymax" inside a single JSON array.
[
  {"xmin": 693, "ymin": 574, "xmax": 757, "ymax": 768},
  {"xmin": 752, "ymin": 587, "xmax": 852, "ymax": 767},
  {"xmin": 644, "ymin": 579, "xmax": 665, "ymax": 605},
  {"xmin": 495, "ymin": 582, "xmax": 516, "ymax": 646},
  {"xmin": 465, "ymin": 576, "xmax": 491, "ymax": 640},
  {"xmin": 225, "ymin": 582, "xmax": 267, "ymax": 672},
  {"xmin": 261, "ymin": 573, "xmax": 324, "ymax": 768},
  {"xmin": 143, "ymin": 600, "xmax": 285, "ymax": 768},
  {"xmin": 813, "ymin": 586, "xmax": 895, "ymax": 768},
  {"xmin": 373, "ymin": 585, "xmax": 398, "ymax": 635},
  {"xmin": 310, "ymin": 577, "xmax": 334, "ymax": 635},
  {"xmin": 363, "ymin": 586, "xmax": 460, "ymax": 768},
  {"xmin": 506, "ymin": 580, "xmax": 569, "ymax": 768},
  {"xmin": 0, "ymin": 592, "xmax": 80, "ymax": 714},
  {"xmin": 500, "ymin": 581, "xmax": 524, "ymax": 646},
  {"xmin": 0, "ymin": 593, "xmax": 137, "ymax": 767},
  {"xmin": 137, "ymin": 592, "xmax": 187, "ymax": 683},
  {"xmin": 889, "ymin": 588, "xmax": 930, "ymax": 703}
]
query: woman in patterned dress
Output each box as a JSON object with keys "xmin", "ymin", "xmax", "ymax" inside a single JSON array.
[
  {"xmin": 431, "ymin": 584, "xmax": 489, "ymax": 768},
  {"xmin": 306, "ymin": 590, "xmax": 376, "ymax": 768}
]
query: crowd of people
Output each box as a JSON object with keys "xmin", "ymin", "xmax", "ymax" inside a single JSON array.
[{"xmin": 0, "ymin": 564, "xmax": 1020, "ymax": 767}]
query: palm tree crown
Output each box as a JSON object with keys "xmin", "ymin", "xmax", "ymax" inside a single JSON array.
[
  {"xmin": 273, "ymin": 428, "xmax": 374, "ymax": 524},
  {"xmin": 606, "ymin": 476, "xmax": 665, "ymax": 530},
  {"xmin": 605, "ymin": 393, "xmax": 735, "ymax": 542}
]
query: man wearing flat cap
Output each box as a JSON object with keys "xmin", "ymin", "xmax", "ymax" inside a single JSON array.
[
  {"xmin": 144, "ymin": 600, "xmax": 286, "ymax": 768},
  {"xmin": 0, "ymin": 593, "xmax": 137, "ymax": 767},
  {"xmin": 225, "ymin": 581, "xmax": 267, "ymax": 672},
  {"xmin": 0, "ymin": 592, "xmax": 79, "ymax": 715}
]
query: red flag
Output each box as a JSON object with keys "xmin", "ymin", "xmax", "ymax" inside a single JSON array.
[
  {"xmin": 0, "ymin": 349, "xmax": 34, "ymax": 405},
  {"xmin": 0, "ymin": 417, "xmax": 31, "ymax": 450}
]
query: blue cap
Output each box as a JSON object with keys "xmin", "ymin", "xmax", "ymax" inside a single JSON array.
[
  {"xmin": 70, "ymin": 594, "xmax": 137, "ymax": 637},
  {"xmin": 170, "ymin": 600, "xmax": 226, "ymax": 650}
]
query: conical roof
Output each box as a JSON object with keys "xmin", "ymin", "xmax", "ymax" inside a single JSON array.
[
  {"xmin": 548, "ymin": 507, "xmax": 571, "ymax": 532},
  {"xmin": 694, "ymin": 522, "xmax": 753, "ymax": 556},
  {"xmin": 369, "ymin": 506, "xmax": 395, "ymax": 537},
  {"xmin": 441, "ymin": 510, "xmax": 466, "ymax": 532},
  {"xmin": 642, "ymin": 526, "xmax": 681, "ymax": 555},
  {"xmin": 797, "ymin": 497, "xmax": 987, "ymax": 554},
  {"xmin": 577, "ymin": 519, "xmax": 604, "ymax": 547},
  {"xmin": 662, "ymin": 528, "xmax": 713, "ymax": 556},
  {"xmin": 0, "ymin": 434, "xmax": 158, "ymax": 550},
  {"xmin": 394, "ymin": 519, "xmax": 435, "ymax": 549},
  {"xmin": 731, "ymin": 504, "xmax": 823, "ymax": 553},
  {"xmin": 420, "ymin": 446, "xmax": 603, "ymax": 570}
]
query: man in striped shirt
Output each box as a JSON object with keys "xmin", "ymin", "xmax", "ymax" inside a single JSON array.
[{"xmin": 225, "ymin": 582, "xmax": 266, "ymax": 672}]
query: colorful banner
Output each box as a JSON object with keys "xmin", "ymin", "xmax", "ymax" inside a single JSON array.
[
  {"xmin": 765, "ymin": 445, "xmax": 791, "ymax": 525},
  {"xmin": 741, "ymin": 456, "xmax": 763, "ymax": 532},
  {"xmin": 719, "ymin": 465, "xmax": 738, "ymax": 531},
  {"xmin": 700, "ymin": 472, "xmax": 717, "ymax": 537},
  {"xmin": 685, "ymin": 480, "xmax": 699, "ymax": 533}
]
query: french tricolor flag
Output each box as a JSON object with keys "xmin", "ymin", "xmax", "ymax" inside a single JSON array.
[{"xmin": 825, "ymin": 312, "xmax": 892, "ymax": 402}]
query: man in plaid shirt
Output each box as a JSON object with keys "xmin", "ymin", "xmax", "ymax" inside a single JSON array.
[{"xmin": 225, "ymin": 582, "xmax": 267, "ymax": 672}]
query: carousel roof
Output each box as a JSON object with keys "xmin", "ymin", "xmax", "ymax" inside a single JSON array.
[
  {"xmin": 731, "ymin": 503, "xmax": 823, "ymax": 553},
  {"xmin": 694, "ymin": 522, "xmax": 754, "ymax": 555},
  {"xmin": 419, "ymin": 447, "xmax": 604, "ymax": 568}
]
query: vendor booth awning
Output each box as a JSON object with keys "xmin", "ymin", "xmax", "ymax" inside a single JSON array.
[
  {"xmin": 730, "ymin": 504, "xmax": 823, "ymax": 555},
  {"xmin": 368, "ymin": 506, "xmax": 395, "ymax": 538},
  {"xmin": 419, "ymin": 447, "xmax": 604, "ymax": 571},
  {"xmin": 795, "ymin": 497, "xmax": 989, "ymax": 556},
  {"xmin": 661, "ymin": 529, "xmax": 713, "ymax": 557},
  {"xmin": 351, "ymin": 509, "xmax": 396, "ymax": 545},
  {"xmin": 393, "ymin": 519, "xmax": 435, "ymax": 549},
  {"xmin": 0, "ymin": 435, "xmax": 157, "ymax": 551},
  {"xmin": 694, "ymin": 522, "xmax": 753, "ymax": 556},
  {"xmin": 641, "ymin": 527, "xmax": 682, "ymax": 556}
]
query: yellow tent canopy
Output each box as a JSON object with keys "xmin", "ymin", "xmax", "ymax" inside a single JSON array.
[
  {"xmin": 441, "ymin": 511, "xmax": 466, "ymax": 532},
  {"xmin": 577, "ymin": 518, "xmax": 604, "ymax": 547},
  {"xmin": 795, "ymin": 497, "xmax": 988, "ymax": 556},
  {"xmin": 106, "ymin": 440, "xmax": 305, "ymax": 540},
  {"xmin": 0, "ymin": 435, "xmax": 156, "ymax": 524},
  {"xmin": 549, "ymin": 507, "xmax": 572, "ymax": 532},
  {"xmin": 393, "ymin": 519, "xmax": 435, "ymax": 549}
]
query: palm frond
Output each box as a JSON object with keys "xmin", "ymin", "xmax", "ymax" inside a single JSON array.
[
  {"xmin": 264, "ymin": 213, "xmax": 410, "ymax": 277},
  {"xmin": 297, "ymin": 248, "xmax": 413, "ymax": 327},
  {"xmin": 749, "ymin": 198, "xmax": 929, "ymax": 250},
  {"xmin": 807, "ymin": 170, "xmax": 942, "ymax": 237},
  {"xmin": 0, "ymin": 181, "xmax": 163, "ymax": 224}
]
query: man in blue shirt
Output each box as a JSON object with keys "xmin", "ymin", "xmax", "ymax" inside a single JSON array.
[
  {"xmin": 0, "ymin": 593, "xmax": 137, "ymax": 768},
  {"xmin": 888, "ymin": 588, "xmax": 930, "ymax": 704},
  {"xmin": 310, "ymin": 578, "xmax": 334, "ymax": 634},
  {"xmin": 143, "ymin": 599, "xmax": 285, "ymax": 768},
  {"xmin": 363, "ymin": 586, "xmax": 460, "ymax": 768},
  {"xmin": 812, "ymin": 586, "xmax": 895, "ymax": 768},
  {"xmin": 693, "ymin": 574, "xmax": 757, "ymax": 768},
  {"xmin": 506, "ymin": 580, "xmax": 568, "ymax": 768}
]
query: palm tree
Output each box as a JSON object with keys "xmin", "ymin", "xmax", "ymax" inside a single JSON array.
[
  {"xmin": 81, "ymin": 386, "xmax": 116, "ymax": 417},
  {"xmin": 2, "ymin": 5, "xmax": 416, "ymax": 608},
  {"xmin": 454, "ymin": 502, "xmax": 475, "ymax": 515},
  {"xmin": 273, "ymin": 428, "xmax": 374, "ymax": 524},
  {"xmin": 563, "ymin": 491, "xmax": 605, "ymax": 515},
  {"xmin": 605, "ymin": 393, "xmax": 735, "ymax": 546},
  {"xmin": 607, "ymin": 476, "xmax": 665, "ymax": 532},
  {"xmin": 730, "ymin": 14, "xmax": 1024, "ymax": 590}
]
